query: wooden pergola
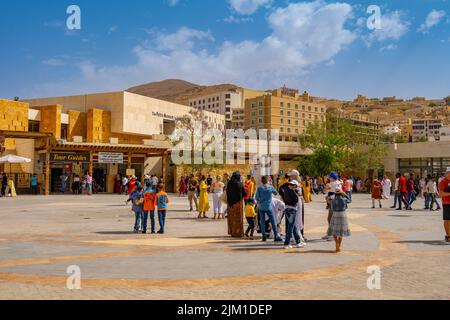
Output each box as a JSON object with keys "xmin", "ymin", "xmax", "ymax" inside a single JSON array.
[{"xmin": 0, "ymin": 130, "xmax": 171, "ymax": 195}]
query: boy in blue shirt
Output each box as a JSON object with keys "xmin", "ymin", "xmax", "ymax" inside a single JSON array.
[
  {"xmin": 127, "ymin": 183, "xmax": 144, "ymax": 233},
  {"xmin": 155, "ymin": 183, "xmax": 170, "ymax": 234}
]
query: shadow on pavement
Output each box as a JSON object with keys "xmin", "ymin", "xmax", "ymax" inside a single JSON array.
[
  {"xmin": 94, "ymin": 231, "xmax": 137, "ymax": 235},
  {"xmin": 394, "ymin": 240, "xmax": 450, "ymax": 246}
]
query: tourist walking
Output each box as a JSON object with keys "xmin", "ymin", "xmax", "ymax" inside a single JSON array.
[
  {"xmin": 406, "ymin": 173, "xmax": 417, "ymax": 209},
  {"xmin": 256, "ymin": 176, "xmax": 282, "ymax": 242},
  {"xmin": 342, "ymin": 177, "xmax": 353, "ymax": 202},
  {"xmin": 327, "ymin": 189, "xmax": 351, "ymax": 252},
  {"xmin": 371, "ymin": 178, "xmax": 383, "ymax": 209},
  {"xmin": 244, "ymin": 198, "xmax": 257, "ymax": 239},
  {"xmin": 178, "ymin": 177, "xmax": 187, "ymax": 196},
  {"xmin": 438, "ymin": 168, "xmax": 450, "ymax": 242},
  {"xmin": 198, "ymin": 176, "xmax": 210, "ymax": 219},
  {"xmin": 122, "ymin": 175, "xmax": 129, "ymax": 194},
  {"xmin": 72, "ymin": 174, "xmax": 81, "ymax": 195},
  {"xmin": 391, "ymin": 174, "xmax": 400, "ymax": 209},
  {"xmin": 396, "ymin": 173, "xmax": 410, "ymax": 210},
  {"xmin": 382, "ymin": 175, "xmax": 392, "ymax": 200},
  {"xmin": 143, "ymin": 182, "xmax": 157, "ymax": 234},
  {"xmin": 84, "ymin": 172, "xmax": 93, "ymax": 196},
  {"xmin": 187, "ymin": 174, "xmax": 199, "ymax": 212},
  {"xmin": 426, "ymin": 176, "xmax": 441, "ymax": 212},
  {"xmin": 226, "ymin": 172, "xmax": 247, "ymax": 238},
  {"xmin": 155, "ymin": 183, "xmax": 170, "ymax": 234},
  {"xmin": 60, "ymin": 173, "xmax": 68, "ymax": 193},
  {"xmin": 30, "ymin": 174, "xmax": 39, "ymax": 195},
  {"xmin": 127, "ymin": 183, "xmax": 144, "ymax": 233},
  {"xmin": 302, "ymin": 177, "xmax": 312, "ymax": 203},
  {"xmin": 283, "ymin": 180, "xmax": 305, "ymax": 249},
  {"xmin": 211, "ymin": 176, "xmax": 225, "ymax": 219}
]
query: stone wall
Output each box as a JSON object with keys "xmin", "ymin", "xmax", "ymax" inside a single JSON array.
[
  {"xmin": 87, "ymin": 108, "xmax": 111, "ymax": 143},
  {"xmin": 68, "ymin": 110, "xmax": 87, "ymax": 141},
  {"xmin": 0, "ymin": 99, "xmax": 29, "ymax": 131},
  {"xmin": 34, "ymin": 105, "xmax": 62, "ymax": 140}
]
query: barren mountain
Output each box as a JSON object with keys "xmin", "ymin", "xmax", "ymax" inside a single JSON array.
[{"xmin": 127, "ymin": 79, "xmax": 239, "ymax": 105}]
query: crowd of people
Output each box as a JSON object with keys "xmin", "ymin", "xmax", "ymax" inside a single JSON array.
[{"xmin": 172, "ymin": 168, "xmax": 450, "ymax": 249}]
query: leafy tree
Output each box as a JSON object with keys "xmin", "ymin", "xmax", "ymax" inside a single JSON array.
[{"xmin": 297, "ymin": 114, "xmax": 387, "ymax": 176}]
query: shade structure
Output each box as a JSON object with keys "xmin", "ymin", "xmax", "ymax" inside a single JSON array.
[
  {"xmin": 0, "ymin": 154, "xmax": 32, "ymax": 164},
  {"xmin": 0, "ymin": 154, "xmax": 32, "ymax": 174}
]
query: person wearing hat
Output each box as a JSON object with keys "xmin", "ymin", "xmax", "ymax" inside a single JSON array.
[
  {"xmin": 438, "ymin": 167, "xmax": 450, "ymax": 242},
  {"xmin": 244, "ymin": 198, "xmax": 257, "ymax": 239},
  {"xmin": 127, "ymin": 183, "xmax": 144, "ymax": 233},
  {"xmin": 327, "ymin": 188, "xmax": 351, "ymax": 252},
  {"xmin": 280, "ymin": 169, "xmax": 306, "ymax": 240},
  {"xmin": 323, "ymin": 172, "xmax": 343, "ymax": 241},
  {"xmin": 282, "ymin": 180, "xmax": 305, "ymax": 249}
]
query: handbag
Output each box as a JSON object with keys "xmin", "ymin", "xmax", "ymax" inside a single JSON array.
[{"xmin": 220, "ymin": 192, "xmax": 227, "ymax": 204}]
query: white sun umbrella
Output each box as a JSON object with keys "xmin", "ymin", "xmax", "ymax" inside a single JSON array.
[{"xmin": 0, "ymin": 154, "xmax": 32, "ymax": 174}]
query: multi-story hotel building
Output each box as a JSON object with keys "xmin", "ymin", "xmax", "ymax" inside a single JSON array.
[
  {"xmin": 0, "ymin": 91, "xmax": 226, "ymax": 194},
  {"xmin": 244, "ymin": 88, "xmax": 326, "ymax": 142},
  {"xmin": 189, "ymin": 88, "xmax": 266, "ymax": 129}
]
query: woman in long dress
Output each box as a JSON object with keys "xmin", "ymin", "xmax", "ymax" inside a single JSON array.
[
  {"xmin": 371, "ymin": 178, "xmax": 383, "ymax": 208},
  {"xmin": 302, "ymin": 177, "xmax": 312, "ymax": 203},
  {"xmin": 226, "ymin": 172, "xmax": 247, "ymax": 237},
  {"xmin": 198, "ymin": 176, "xmax": 210, "ymax": 219}
]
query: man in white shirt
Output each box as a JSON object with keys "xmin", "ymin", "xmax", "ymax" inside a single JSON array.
[
  {"xmin": 122, "ymin": 176, "xmax": 129, "ymax": 194},
  {"xmin": 390, "ymin": 177, "xmax": 400, "ymax": 208}
]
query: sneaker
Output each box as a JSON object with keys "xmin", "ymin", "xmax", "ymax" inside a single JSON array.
[
  {"xmin": 390, "ymin": 206, "xmax": 396, "ymax": 209},
  {"xmin": 296, "ymin": 243, "xmax": 305, "ymax": 248},
  {"xmin": 379, "ymin": 204, "xmax": 382, "ymax": 208},
  {"xmin": 274, "ymin": 236, "xmax": 283, "ymax": 242},
  {"xmin": 157, "ymin": 230, "xmax": 164, "ymax": 234},
  {"xmin": 284, "ymin": 245, "xmax": 293, "ymax": 249},
  {"xmin": 321, "ymin": 235, "xmax": 329, "ymax": 240},
  {"xmin": 262, "ymin": 238, "xmax": 267, "ymax": 242}
]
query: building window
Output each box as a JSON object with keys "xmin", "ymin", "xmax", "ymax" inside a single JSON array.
[
  {"xmin": 258, "ymin": 101, "xmax": 263, "ymax": 107},
  {"xmin": 280, "ymin": 102, "xmax": 284, "ymax": 108},
  {"xmin": 295, "ymin": 104, "xmax": 299, "ymax": 110},
  {"xmin": 295, "ymin": 112, "xmax": 298, "ymax": 118},
  {"xmin": 280, "ymin": 110, "xmax": 284, "ymax": 116},
  {"xmin": 259, "ymin": 118, "xmax": 263, "ymax": 124},
  {"xmin": 61, "ymin": 124, "xmax": 68, "ymax": 140},
  {"xmin": 259, "ymin": 110, "xmax": 263, "ymax": 116},
  {"xmin": 302, "ymin": 113, "xmax": 305, "ymax": 118},
  {"xmin": 287, "ymin": 103, "xmax": 291, "ymax": 109},
  {"xmin": 287, "ymin": 111, "xmax": 291, "ymax": 116},
  {"xmin": 280, "ymin": 119, "xmax": 284, "ymax": 124},
  {"xmin": 225, "ymin": 94, "xmax": 231, "ymax": 99},
  {"xmin": 302, "ymin": 105, "xmax": 305, "ymax": 111},
  {"xmin": 295, "ymin": 120, "xmax": 299, "ymax": 125},
  {"xmin": 308, "ymin": 106, "xmax": 312, "ymax": 111},
  {"xmin": 315, "ymin": 107, "xmax": 318, "ymax": 112},
  {"xmin": 226, "ymin": 100, "xmax": 231, "ymax": 105},
  {"xmin": 287, "ymin": 119, "xmax": 291, "ymax": 125},
  {"xmin": 28, "ymin": 120, "xmax": 40, "ymax": 133}
]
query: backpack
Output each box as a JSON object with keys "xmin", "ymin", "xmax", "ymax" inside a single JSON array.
[{"xmin": 331, "ymin": 195, "xmax": 348, "ymax": 212}]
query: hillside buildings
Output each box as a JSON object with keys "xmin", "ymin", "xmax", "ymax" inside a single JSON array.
[
  {"xmin": 412, "ymin": 119, "xmax": 442, "ymax": 142},
  {"xmin": 189, "ymin": 88, "xmax": 265, "ymax": 129}
]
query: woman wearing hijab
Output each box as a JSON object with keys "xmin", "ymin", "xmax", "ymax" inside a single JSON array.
[{"xmin": 226, "ymin": 172, "xmax": 247, "ymax": 237}]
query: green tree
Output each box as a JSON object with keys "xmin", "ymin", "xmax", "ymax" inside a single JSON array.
[{"xmin": 297, "ymin": 115, "xmax": 387, "ymax": 176}]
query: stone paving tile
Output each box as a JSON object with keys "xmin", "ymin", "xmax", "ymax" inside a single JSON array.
[{"xmin": 0, "ymin": 194, "xmax": 448, "ymax": 299}]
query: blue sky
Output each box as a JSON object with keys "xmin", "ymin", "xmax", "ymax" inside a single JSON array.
[{"xmin": 0, "ymin": 0, "xmax": 449, "ymax": 100}]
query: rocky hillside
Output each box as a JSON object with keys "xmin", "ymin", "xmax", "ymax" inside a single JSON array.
[{"xmin": 127, "ymin": 79, "xmax": 239, "ymax": 106}]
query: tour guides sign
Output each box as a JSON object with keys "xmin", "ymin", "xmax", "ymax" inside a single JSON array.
[{"xmin": 50, "ymin": 152, "xmax": 89, "ymax": 163}]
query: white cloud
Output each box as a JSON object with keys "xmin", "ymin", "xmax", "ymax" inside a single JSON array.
[
  {"xmin": 379, "ymin": 44, "xmax": 397, "ymax": 53},
  {"xmin": 222, "ymin": 15, "xmax": 254, "ymax": 24},
  {"xmin": 42, "ymin": 58, "xmax": 67, "ymax": 67},
  {"xmin": 363, "ymin": 11, "xmax": 409, "ymax": 46},
  {"xmin": 418, "ymin": 10, "xmax": 446, "ymax": 33},
  {"xmin": 29, "ymin": 1, "xmax": 357, "ymax": 97},
  {"xmin": 108, "ymin": 26, "xmax": 118, "ymax": 34},
  {"xmin": 155, "ymin": 27, "xmax": 214, "ymax": 50},
  {"xmin": 228, "ymin": 0, "xmax": 273, "ymax": 15},
  {"xmin": 166, "ymin": 0, "xmax": 180, "ymax": 6}
]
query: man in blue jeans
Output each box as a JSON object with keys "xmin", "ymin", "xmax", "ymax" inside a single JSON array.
[
  {"xmin": 256, "ymin": 176, "xmax": 283, "ymax": 242},
  {"xmin": 283, "ymin": 180, "xmax": 305, "ymax": 249}
]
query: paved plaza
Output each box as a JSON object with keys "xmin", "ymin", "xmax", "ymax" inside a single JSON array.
[{"xmin": 0, "ymin": 193, "xmax": 448, "ymax": 300}]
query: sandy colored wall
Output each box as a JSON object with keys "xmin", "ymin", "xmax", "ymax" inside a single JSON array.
[
  {"xmin": 0, "ymin": 99, "xmax": 29, "ymax": 131},
  {"xmin": 68, "ymin": 110, "xmax": 87, "ymax": 141},
  {"xmin": 87, "ymin": 108, "xmax": 111, "ymax": 143},
  {"xmin": 33, "ymin": 105, "xmax": 62, "ymax": 140}
]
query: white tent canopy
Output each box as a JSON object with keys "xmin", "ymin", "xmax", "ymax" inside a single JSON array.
[
  {"xmin": 0, "ymin": 155, "xmax": 32, "ymax": 174},
  {"xmin": 0, "ymin": 155, "xmax": 32, "ymax": 164}
]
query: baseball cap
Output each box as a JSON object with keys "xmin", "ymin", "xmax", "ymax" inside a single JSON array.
[
  {"xmin": 287, "ymin": 170, "xmax": 300, "ymax": 177},
  {"xmin": 329, "ymin": 172, "xmax": 339, "ymax": 180},
  {"xmin": 288, "ymin": 180, "xmax": 300, "ymax": 187}
]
